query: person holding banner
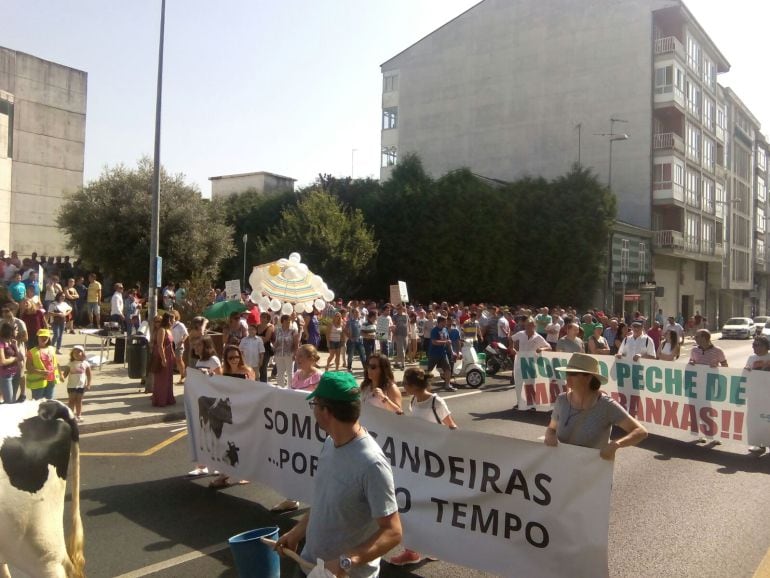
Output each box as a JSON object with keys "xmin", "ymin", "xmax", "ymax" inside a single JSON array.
[
  {"xmin": 544, "ymin": 353, "xmax": 647, "ymax": 459},
  {"xmin": 745, "ymin": 336, "xmax": 770, "ymax": 371},
  {"xmin": 360, "ymin": 352, "xmax": 403, "ymax": 415},
  {"xmin": 387, "ymin": 367, "xmax": 456, "ymax": 566},
  {"xmin": 615, "ymin": 321, "xmax": 656, "ymax": 361},
  {"xmin": 688, "ymin": 330, "xmax": 727, "ymax": 368},
  {"xmin": 275, "ymin": 372, "xmax": 402, "ymax": 577}
]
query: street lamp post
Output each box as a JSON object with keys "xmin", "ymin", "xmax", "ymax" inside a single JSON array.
[
  {"xmin": 242, "ymin": 233, "xmax": 248, "ymax": 292},
  {"xmin": 148, "ymin": 0, "xmax": 166, "ymax": 324},
  {"xmin": 596, "ymin": 118, "xmax": 629, "ymax": 314}
]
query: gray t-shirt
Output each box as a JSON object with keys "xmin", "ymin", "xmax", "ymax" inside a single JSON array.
[
  {"xmin": 552, "ymin": 393, "xmax": 629, "ymax": 449},
  {"xmin": 393, "ymin": 313, "xmax": 409, "ymax": 338},
  {"xmin": 302, "ymin": 432, "xmax": 398, "ymax": 577},
  {"xmin": 556, "ymin": 336, "xmax": 584, "ymax": 353}
]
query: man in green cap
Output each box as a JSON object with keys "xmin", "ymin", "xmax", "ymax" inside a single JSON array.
[{"xmin": 275, "ymin": 371, "xmax": 402, "ymax": 577}]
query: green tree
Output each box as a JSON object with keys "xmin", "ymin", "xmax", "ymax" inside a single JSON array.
[
  {"xmin": 57, "ymin": 158, "xmax": 235, "ymax": 285},
  {"xmin": 215, "ymin": 188, "xmax": 298, "ymax": 285},
  {"xmin": 259, "ymin": 190, "xmax": 378, "ymax": 296}
]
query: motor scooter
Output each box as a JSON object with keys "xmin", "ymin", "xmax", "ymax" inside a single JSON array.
[
  {"xmin": 484, "ymin": 341, "xmax": 514, "ymax": 375},
  {"xmin": 452, "ymin": 338, "xmax": 486, "ymax": 387}
]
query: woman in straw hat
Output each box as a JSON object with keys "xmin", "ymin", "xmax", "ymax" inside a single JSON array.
[{"xmin": 544, "ymin": 353, "xmax": 647, "ymax": 460}]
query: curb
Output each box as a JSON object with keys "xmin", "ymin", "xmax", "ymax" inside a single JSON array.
[{"xmin": 78, "ymin": 410, "xmax": 187, "ymax": 435}]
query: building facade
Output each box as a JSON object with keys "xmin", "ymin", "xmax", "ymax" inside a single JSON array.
[
  {"xmin": 0, "ymin": 47, "xmax": 87, "ymax": 256},
  {"xmin": 380, "ymin": 0, "xmax": 770, "ymax": 324},
  {"xmin": 209, "ymin": 171, "xmax": 295, "ymax": 199}
]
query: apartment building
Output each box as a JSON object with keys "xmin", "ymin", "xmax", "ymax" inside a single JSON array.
[
  {"xmin": 209, "ymin": 171, "xmax": 296, "ymax": 199},
  {"xmin": 380, "ymin": 0, "xmax": 769, "ymax": 323},
  {"xmin": 0, "ymin": 47, "xmax": 87, "ymax": 256}
]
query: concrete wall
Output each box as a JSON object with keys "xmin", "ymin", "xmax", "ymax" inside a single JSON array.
[
  {"xmin": 382, "ymin": 0, "xmax": 680, "ymax": 230},
  {"xmin": 211, "ymin": 173, "xmax": 295, "ymax": 198},
  {"xmin": 0, "ymin": 47, "xmax": 86, "ymax": 255}
]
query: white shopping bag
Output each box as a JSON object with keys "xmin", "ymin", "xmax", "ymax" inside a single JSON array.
[{"xmin": 307, "ymin": 558, "xmax": 335, "ymax": 577}]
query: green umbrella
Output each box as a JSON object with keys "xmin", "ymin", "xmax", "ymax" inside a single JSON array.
[{"xmin": 202, "ymin": 300, "xmax": 247, "ymax": 320}]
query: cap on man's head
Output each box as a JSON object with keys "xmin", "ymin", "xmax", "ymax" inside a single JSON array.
[
  {"xmin": 631, "ymin": 321, "xmax": 643, "ymax": 327},
  {"xmin": 306, "ymin": 371, "xmax": 360, "ymax": 402}
]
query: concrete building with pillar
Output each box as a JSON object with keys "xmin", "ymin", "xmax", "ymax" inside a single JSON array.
[
  {"xmin": 379, "ymin": 0, "xmax": 770, "ymax": 326},
  {"xmin": 0, "ymin": 47, "xmax": 87, "ymax": 257}
]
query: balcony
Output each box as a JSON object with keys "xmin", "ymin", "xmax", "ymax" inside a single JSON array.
[
  {"xmin": 654, "ymin": 36, "xmax": 685, "ymax": 59},
  {"xmin": 654, "ymin": 86, "xmax": 686, "ymax": 111},
  {"xmin": 653, "ymin": 181, "xmax": 684, "ymax": 204},
  {"xmin": 653, "ymin": 230, "xmax": 724, "ymax": 262},
  {"xmin": 653, "ymin": 132, "xmax": 685, "ymax": 154}
]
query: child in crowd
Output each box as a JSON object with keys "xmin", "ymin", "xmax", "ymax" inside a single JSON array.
[
  {"xmin": 62, "ymin": 345, "xmax": 92, "ymax": 421},
  {"xmin": 388, "ymin": 367, "xmax": 457, "ymax": 567},
  {"xmin": 25, "ymin": 328, "xmax": 63, "ymax": 400}
]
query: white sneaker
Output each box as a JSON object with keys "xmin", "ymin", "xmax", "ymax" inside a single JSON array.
[{"xmin": 187, "ymin": 467, "xmax": 209, "ymax": 476}]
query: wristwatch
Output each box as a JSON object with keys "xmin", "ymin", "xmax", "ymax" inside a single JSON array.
[{"xmin": 339, "ymin": 555, "xmax": 353, "ymax": 571}]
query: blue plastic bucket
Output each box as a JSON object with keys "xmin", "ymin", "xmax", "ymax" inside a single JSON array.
[{"xmin": 228, "ymin": 526, "xmax": 280, "ymax": 578}]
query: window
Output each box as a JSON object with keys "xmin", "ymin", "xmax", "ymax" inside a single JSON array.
[
  {"xmin": 0, "ymin": 98, "xmax": 12, "ymax": 159},
  {"xmin": 735, "ymin": 145, "xmax": 751, "ymax": 181},
  {"xmin": 674, "ymin": 162, "xmax": 685, "ymax": 190},
  {"xmin": 383, "ymin": 74, "xmax": 399, "ymax": 93},
  {"xmin": 758, "ymin": 175, "xmax": 767, "ymax": 203},
  {"xmin": 703, "ymin": 178, "xmax": 714, "ymax": 213},
  {"xmin": 639, "ymin": 243, "xmax": 647, "ymax": 273},
  {"xmin": 759, "ymin": 207, "xmax": 767, "ymax": 233},
  {"xmin": 757, "ymin": 149, "xmax": 767, "ymax": 172},
  {"xmin": 687, "ymin": 34, "xmax": 701, "ymax": 73},
  {"xmin": 653, "ymin": 162, "xmax": 671, "ymax": 188},
  {"xmin": 736, "ymin": 113, "xmax": 754, "ymax": 139},
  {"xmin": 703, "ymin": 97, "xmax": 715, "ymax": 131},
  {"xmin": 717, "ymin": 105, "xmax": 726, "ymax": 134},
  {"xmin": 686, "ymin": 170, "xmax": 700, "ymax": 207},
  {"xmin": 381, "ymin": 146, "xmax": 397, "ymax": 167},
  {"xmin": 620, "ymin": 239, "xmax": 629, "ymax": 272},
  {"xmin": 686, "ymin": 80, "xmax": 701, "ymax": 118},
  {"xmin": 382, "ymin": 107, "xmax": 397, "ymax": 130},
  {"xmin": 655, "ymin": 66, "xmax": 673, "ymax": 94},
  {"xmin": 686, "ymin": 122, "xmax": 701, "ymax": 161},
  {"xmin": 703, "ymin": 137, "xmax": 715, "ymax": 171},
  {"xmin": 758, "ymin": 238, "xmax": 766, "ymax": 262},
  {"xmin": 731, "ymin": 250, "xmax": 750, "ymax": 282},
  {"xmin": 685, "ymin": 212, "xmax": 700, "ymax": 251},
  {"xmin": 703, "ymin": 57, "xmax": 715, "ymax": 91}
]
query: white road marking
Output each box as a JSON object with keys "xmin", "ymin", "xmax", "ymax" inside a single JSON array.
[
  {"xmin": 112, "ymin": 544, "xmax": 230, "ymax": 577},
  {"xmin": 81, "ymin": 420, "xmax": 186, "ymax": 438}
]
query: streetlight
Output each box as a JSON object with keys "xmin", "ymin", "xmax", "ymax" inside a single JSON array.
[
  {"xmin": 242, "ymin": 233, "xmax": 248, "ymax": 292},
  {"xmin": 148, "ymin": 0, "xmax": 166, "ymax": 323},
  {"xmin": 594, "ymin": 118, "xmax": 629, "ymax": 190}
]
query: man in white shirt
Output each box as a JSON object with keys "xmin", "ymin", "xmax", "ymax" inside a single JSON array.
[
  {"xmin": 615, "ymin": 321, "xmax": 657, "ymax": 361},
  {"xmin": 510, "ymin": 318, "xmax": 551, "ymax": 386},
  {"xmin": 663, "ymin": 316, "xmax": 685, "ymax": 341},
  {"xmin": 110, "ymin": 283, "xmax": 125, "ymax": 330},
  {"xmin": 239, "ymin": 324, "xmax": 265, "ymax": 375}
]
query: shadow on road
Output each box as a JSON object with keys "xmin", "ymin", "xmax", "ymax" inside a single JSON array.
[
  {"xmin": 79, "ymin": 476, "xmax": 303, "ymax": 577},
  {"xmin": 642, "ymin": 434, "xmax": 770, "ymax": 474}
]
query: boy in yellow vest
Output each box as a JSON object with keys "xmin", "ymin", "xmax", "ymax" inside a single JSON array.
[{"xmin": 25, "ymin": 328, "xmax": 63, "ymax": 400}]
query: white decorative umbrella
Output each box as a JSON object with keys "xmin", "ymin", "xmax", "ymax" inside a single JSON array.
[{"xmin": 249, "ymin": 252, "xmax": 335, "ymax": 313}]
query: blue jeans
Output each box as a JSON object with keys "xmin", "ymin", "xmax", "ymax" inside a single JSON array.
[
  {"xmin": 0, "ymin": 375, "xmax": 14, "ymax": 403},
  {"xmin": 31, "ymin": 382, "xmax": 56, "ymax": 400},
  {"xmin": 379, "ymin": 340, "xmax": 390, "ymax": 357},
  {"xmin": 363, "ymin": 339, "xmax": 376, "ymax": 359},
  {"xmin": 52, "ymin": 323, "xmax": 65, "ymax": 351},
  {"xmin": 347, "ymin": 340, "xmax": 366, "ymax": 371}
]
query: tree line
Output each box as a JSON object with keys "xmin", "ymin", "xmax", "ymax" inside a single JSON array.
[{"xmin": 57, "ymin": 154, "xmax": 616, "ymax": 308}]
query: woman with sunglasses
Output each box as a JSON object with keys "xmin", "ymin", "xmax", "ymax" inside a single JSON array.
[
  {"xmin": 222, "ymin": 345, "xmax": 255, "ymax": 380},
  {"xmin": 360, "ymin": 352, "xmax": 403, "ymax": 415}
]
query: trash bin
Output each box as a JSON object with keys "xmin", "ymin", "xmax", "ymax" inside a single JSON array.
[
  {"xmin": 228, "ymin": 527, "xmax": 280, "ymax": 578},
  {"xmin": 127, "ymin": 335, "xmax": 149, "ymax": 379},
  {"xmin": 113, "ymin": 336, "xmax": 126, "ymax": 364}
]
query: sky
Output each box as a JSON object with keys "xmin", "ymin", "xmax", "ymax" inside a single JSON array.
[{"xmin": 6, "ymin": 0, "xmax": 770, "ymax": 196}]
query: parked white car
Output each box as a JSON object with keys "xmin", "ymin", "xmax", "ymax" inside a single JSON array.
[
  {"xmin": 753, "ymin": 316, "xmax": 770, "ymax": 336},
  {"xmin": 762, "ymin": 321, "xmax": 770, "ymax": 338},
  {"xmin": 721, "ymin": 317, "xmax": 754, "ymax": 339}
]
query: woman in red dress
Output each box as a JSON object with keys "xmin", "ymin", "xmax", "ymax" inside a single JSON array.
[{"xmin": 151, "ymin": 313, "xmax": 176, "ymax": 407}]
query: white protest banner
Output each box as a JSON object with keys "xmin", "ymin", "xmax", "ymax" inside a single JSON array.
[
  {"xmin": 224, "ymin": 279, "xmax": 241, "ymax": 301},
  {"xmin": 185, "ymin": 370, "xmax": 613, "ymax": 577},
  {"xmin": 397, "ymin": 280, "xmax": 409, "ymax": 303},
  {"xmin": 389, "ymin": 284, "xmax": 401, "ymax": 305},
  {"xmin": 514, "ymin": 352, "xmax": 770, "ymax": 446}
]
